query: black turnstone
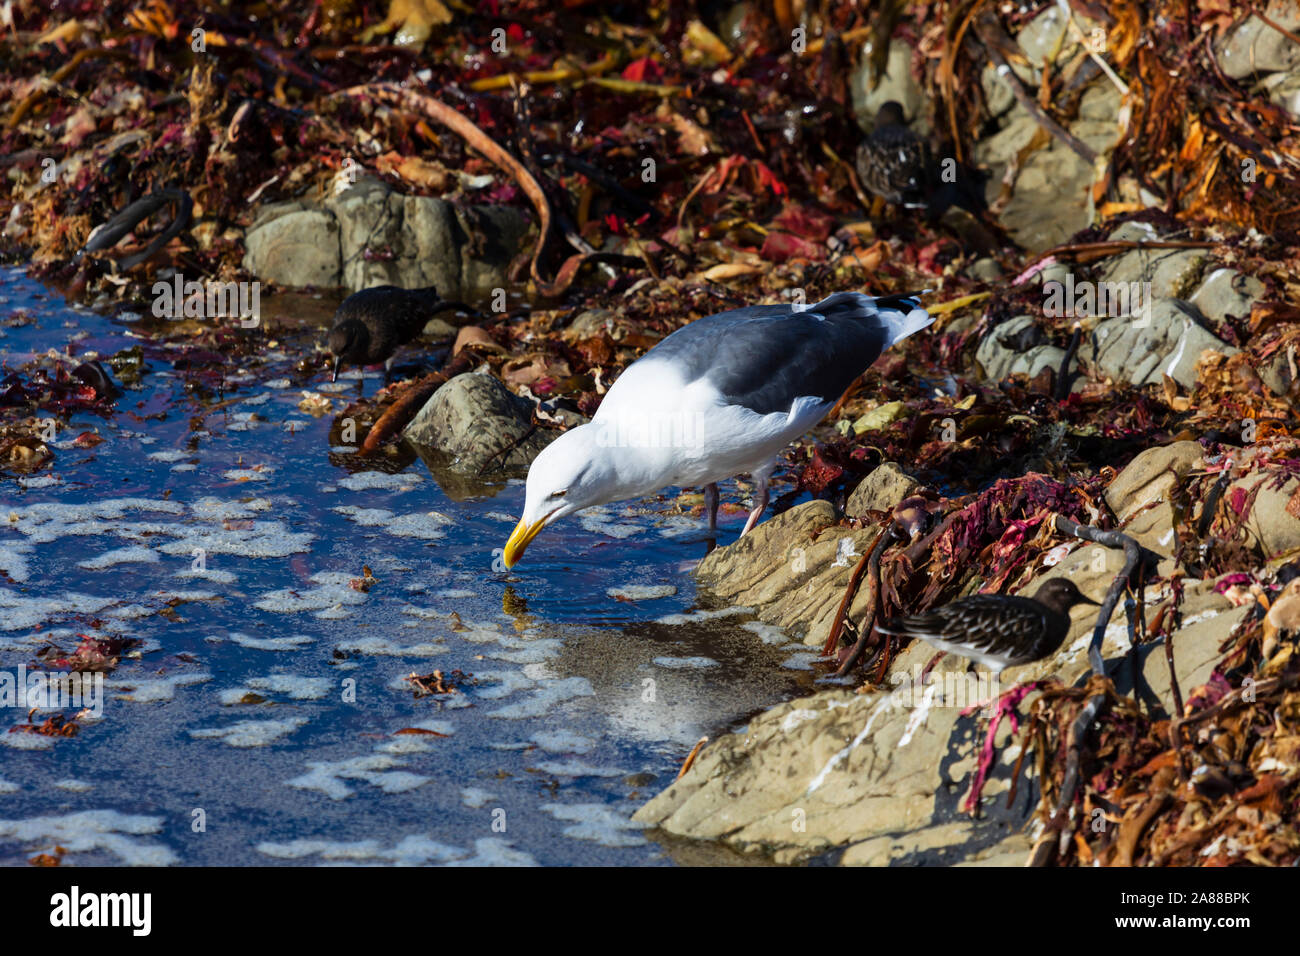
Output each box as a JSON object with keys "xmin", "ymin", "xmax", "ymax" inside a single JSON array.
[
  {"xmin": 855, "ymin": 101, "xmax": 932, "ymax": 210},
  {"xmin": 328, "ymin": 284, "xmax": 460, "ymax": 382},
  {"xmin": 876, "ymin": 578, "xmax": 1099, "ymax": 675}
]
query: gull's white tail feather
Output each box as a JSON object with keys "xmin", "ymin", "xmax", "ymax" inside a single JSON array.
[{"xmin": 879, "ymin": 303, "xmax": 935, "ymax": 349}]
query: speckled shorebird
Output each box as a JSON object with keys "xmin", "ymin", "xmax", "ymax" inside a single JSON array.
[
  {"xmin": 855, "ymin": 101, "xmax": 932, "ymax": 209},
  {"xmin": 328, "ymin": 285, "xmax": 461, "ymax": 382},
  {"xmin": 876, "ymin": 579, "xmax": 1099, "ymax": 675},
  {"xmin": 504, "ymin": 290, "xmax": 932, "ymax": 567}
]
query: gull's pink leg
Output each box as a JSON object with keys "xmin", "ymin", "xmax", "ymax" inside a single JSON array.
[{"xmin": 740, "ymin": 477, "xmax": 769, "ymax": 536}]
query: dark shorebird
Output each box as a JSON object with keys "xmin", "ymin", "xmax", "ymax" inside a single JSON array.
[
  {"xmin": 855, "ymin": 102, "xmax": 989, "ymax": 222},
  {"xmin": 855, "ymin": 101, "xmax": 932, "ymax": 210},
  {"xmin": 503, "ymin": 290, "xmax": 932, "ymax": 567},
  {"xmin": 328, "ymin": 285, "xmax": 472, "ymax": 382},
  {"xmin": 876, "ymin": 578, "xmax": 1098, "ymax": 675}
]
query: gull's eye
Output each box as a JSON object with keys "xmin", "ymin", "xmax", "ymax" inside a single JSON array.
[{"xmin": 549, "ymin": 490, "xmax": 567, "ymax": 499}]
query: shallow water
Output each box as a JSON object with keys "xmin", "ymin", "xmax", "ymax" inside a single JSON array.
[{"xmin": 0, "ymin": 269, "xmax": 821, "ymax": 866}]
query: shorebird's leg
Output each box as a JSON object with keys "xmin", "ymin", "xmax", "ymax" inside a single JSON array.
[
  {"xmin": 703, "ymin": 482, "xmax": 719, "ymax": 534},
  {"xmin": 740, "ymin": 475, "xmax": 770, "ymax": 536},
  {"xmin": 383, "ymin": 356, "xmax": 395, "ymax": 385}
]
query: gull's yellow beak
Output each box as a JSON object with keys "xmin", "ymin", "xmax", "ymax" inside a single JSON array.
[{"xmin": 503, "ymin": 518, "xmax": 546, "ymax": 569}]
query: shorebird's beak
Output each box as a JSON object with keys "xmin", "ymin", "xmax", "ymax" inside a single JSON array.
[
  {"xmin": 1080, "ymin": 594, "xmax": 1100, "ymax": 606},
  {"xmin": 330, "ymin": 356, "xmax": 341, "ymax": 383},
  {"xmin": 503, "ymin": 518, "xmax": 545, "ymax": 569}
]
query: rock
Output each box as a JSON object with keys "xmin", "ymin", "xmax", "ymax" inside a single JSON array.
[
  {"xmin": 326, "ymin": 175, "xmax": 527, "ymax": 299},
  {"xmin": 1017, "ymin": 4, "xmax": 1097, "ymax": 65},
  {"xmin": 696, "ymin": 500, "xmax": 888, "ymax": 648},
  {"xmin": 975, "ymin": 85, "xmax": 1118, "ymax": 252},
  {"xmin": 422, "ymin": 317, "xmax": 458, "ymax": 339},
  {"xmin": 1265, "ymin": 68, "xmax": 1300, "ymax": 116},
  {"xmin": 1188, "ymin": 267, "xmax": 1265, "ymax": 327},
  {"xmin": 979, "ymin": 62, "xmax": 1029, "ymax": 119},
  {"xmin": 1232, "ymin": 471, "xmax": 1300, "ymax": 558},
  {"xmin": 241, "ymin": 210, "xmax": 340, "ymax": 287},
  {"xmin": 850, "ymin": 40, "xmax": 926, "ymax": 135},
  {"xmin": 1097, "ymin": 229, "xmax": 1208, "ymax": 300},
  {"xmin": 1259, "ymin": 343, "xmax": 1299, "ymax": 396},
  {"xmin": 1086, "ymin": 299, "xmax": 1239, "ymax": 390},
  {"xmin": 403, "ymin": 371, "xmax": 553, "ymax": 473},
  {"xmin": 845, "ymin": 462, "xmax": 919, "ymax": 517},
  {"xmin": 242, "ymin": 174, "xmax": 528, "ymax": 296},
  {"xmin": 639, "ymin": 547, "xmax": 1246, "ymax": 863},
  {"xmin": 969, "ymin": 257, "xmax": 1002, "ymax": 281},
  {"xmin": 1217, "ymin": 8, "xmax": 1300, "ymax": 79},
  {"xmin": 974, "ymin": 314, "xmax": 1078, "ymax": 388},
  {"xmin": 565, "ymin": 308, "xmax": 617, "ymax": 339},
  {"xmin": 1103, "ymin": 441, "xmax": 1203, "ymax": 555}
]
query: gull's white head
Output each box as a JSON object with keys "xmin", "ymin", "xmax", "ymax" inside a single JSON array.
[{"xmin": 503, "ymin": 425, "xmax": 619, "ymax": 568}]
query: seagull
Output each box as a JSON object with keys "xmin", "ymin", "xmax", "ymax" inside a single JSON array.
[
  {"xmin": 503, "ymin": 290, "xmax": 933, "ymax": 568},
  {"xmin": 875, "ymin": 578, "xmax": 1099, "ymax": 675},
  {"xmin": 328, "ymin": 285, "xmax": 475, "ymax": 383}
]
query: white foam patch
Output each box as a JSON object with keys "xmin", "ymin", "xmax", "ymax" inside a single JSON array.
[
  {"xmin": 53, "ymin": 779, "xmax": 92, "ymax": 792},
  {"xmin": 337, "ymin": 471, "xmax": 424, "ymax": 492},
  {"xmin": 334, "ymin": 637, "xmax": 448, "ymax": 657},
  {"xmin": 147, "ymin": 450, "xmax": 190, "ymax": 462},
  {"xmin": 0, "ymin": 589, "xmax": 119, "ymax": 631},
  {"xmin": 77, "ymin": 545, "xmax": 159, "ymax": 570},
  {"xmin": 0, "ymin": 810, "xmax": 176, "ymax": 865},
  {"xmin": 191, "ymin": 716, "xmax": 309, "ymax": 747},
  {"xmin": 0, "ymin": 544, "xmax": 33, "ymax": 583},
  {"xmin": 740, "ymin": 620, "xmax": 789, "ymax": 645},
  {"xmin": 332, "ymin": 506, "xmax": 393, "ymax": 526},
  {"xmin": 386, "ymin": 512, "xmax": 454, "ymax": 538},
  {"xmin": 256, "ymin": 834, "xmax": 464, "ymax": 865},
  {"xmin": 286, "ymin": 754, "xmax": 430, "ymax": 800},
  {"xmin": 17, "ymin": 475, "xmax": 60, "ymax": 489},
  {"xmin": 190, "ymin": 497, "xmax": 273, "ymax": 520},
  {"xmin": 578, "ymin": 507, "xmax": 643, "ymax": 539},
  {"xmin": 221, "ymin": 675, "xmax": 332, "ymax": 703},
  {"xmin": 1, "ymin": 731, "xmax": 54, "ymax": 750},
  {"xmin": 653, "ymin": 656, "xmax": 719, "ymax": 669},
  {"xmin": 174, "ymin": 567, "xmax": 237, "ymax": 584},
  {"xmin": 607, "ymin": 584, "xmax": 678, "ymax": 601},
  {"xmin": 254, "ymin": 571, "xmax": 369, "ymax": 613},
  {"xmin": 107, "ymin": 672, "xmax": 212, "ymax": 702},
  {"xmin": 222, "ymin": 467, "xmax": 273, "ymax": 481},
  {"xmin": 460, "ymin": 787, "xmax": 495, "ymax": 809},
  {"xmin": 656, "ymin": 515, "xmax": 707, "ymax": 538},
  {"xmin": 531, "ymin": 730, "xmax": 596, "ymax": 754},
  {"xmin": 539, "ymin": 804, "xmax": 647, "ymax": 847},
  {"xmin": 230, "ymin": 633, "xmax": 313, "ymax": 651},
  {"xmin": 782, "ymin": 652, "xmax": 822, "ymax": 671},
  {"xmin": 471, "ymin": 670, "xmax": 535, "ymax": 700},
  {"xmin": 532, "ymin": 759, "xmax": 625, "ymax": 778},
  {"xmin": 487, "ymin": 677, "xmax": 594, "ymax": 719},
  {"xmin": 655, "ymin": 606, "xmax": 754, "ymax": 625}
]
